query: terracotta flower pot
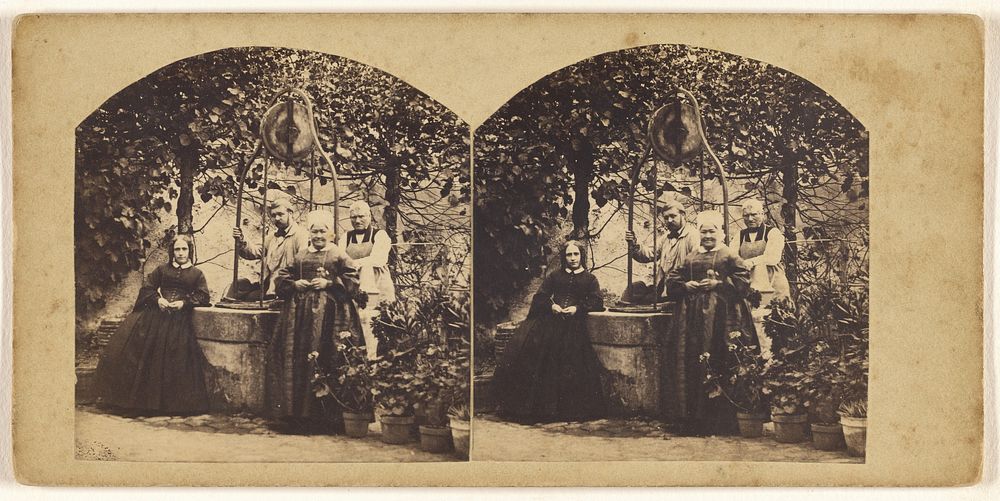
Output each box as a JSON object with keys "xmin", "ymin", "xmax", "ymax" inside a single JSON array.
[
  {"xmin": 810, "ymin": 422, "xmax": 845, "ymax": 451},
  {"xmin": 342, "ymin": 411, "xmax": 372, "ymax": 439},
  {"xmin": 379, "ymin": 414, "xmax": 416, "ymax": 445},
  {"xmin": 736, "ymin": 412, "xmax": 767, "ymax": 438},
  {"xmin": 418, "ymin": 425, "xmax": 454, "ymax": 453},
  {"xmin": 772, "ymin": 413, "xmax": 808, "ymax": 443},
  {"xmin": 450, "ymin": 418, "xmax": 471, "ymax": 458},
  {"xmin": 840, "ymin": 415, "xmax": 867, "ymax": 457}
]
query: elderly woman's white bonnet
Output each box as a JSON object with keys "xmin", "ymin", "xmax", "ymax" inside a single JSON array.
[
  {"xmin": 696, "ymin": 210, "xmax": 725, "ymax": 230},
  {"xmin": 305, "ymin": 210, "xmax": 336, "ymax": 231}
]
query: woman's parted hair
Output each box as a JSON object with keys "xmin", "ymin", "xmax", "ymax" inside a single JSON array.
[
  {"xmin": 168, "ymin": 233, "xmax": 196, "ymax": 264},
  {"xmin": 558, "ymin": 239, "xmax": 588, "ymax": 271}
]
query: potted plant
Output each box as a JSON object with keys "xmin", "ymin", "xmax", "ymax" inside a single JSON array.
[
  {"xmin": 761, "ymin": 299, "xmax": 811, "ymax": 443},
  {"xmin": 369, "ymin": 346, "xmax": 420, "ymax": 445},
  {"xmin": 308, "ymin": 347, "xmax": 361, "ymax": 436},
  {"xmin": 835, "ymin": 285, "xmax": 869, "ymax": 458},
  {"xmin": 329, "ymin": 332, "xmax": 375, "ymax": 438},
  {"xmin": 791, "ymin": 281, "xmax": 870, "ymax": 453},
  {"xmin": 801, "ymin": 339, "xmax": 846, "ymax": 451},
  {"xmin": 411, "ymin": 344, "xmax": 470, "ymax": 453},
  {"xmin": 448, "ymin": 403, "xmax": 471, "ymax": 458},
  {"xmin": 839, "ymin": 399, "xmax": 867, "ymax": 457},
  {"xmin": 701, "ymin": 331, "xmax": 769, "ymax": 438}
]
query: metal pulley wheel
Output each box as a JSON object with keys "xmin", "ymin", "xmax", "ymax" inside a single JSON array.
[
  {"xmin": 648, "ymin": 97, "xmax": 703, "ymax": 163},
  {"xmin": 261, "ymin": 100, "xmax": 315, "ymax": 162}
]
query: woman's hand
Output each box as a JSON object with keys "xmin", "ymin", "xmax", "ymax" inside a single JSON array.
[
  {"xmin": 564, "ymin": 305, "xmax": 578, "ymax": 315},
  {"xmin": 684, "ymin": 280, "xmax": 703, "ymax": 292},
  {"xmin": 157, "ymin": 297, "xmax": 171, "ymax": 310},
  {"xmin": 310, "ymin": 278, "xmax": 331, "ymax": 290},
  {"xmin": 168, "ymin": 300, "xmax": 185, "ymax": 311},
  {"xmin": 551, "ymin": 303, "xmax": 564, "ymax": 314},
  {"xmin": 294, "ymin": 279, "xmax": 312, "ymax": 292},
  {"xmin": 701, "ymin": 279, "xmax": 722, "ymax": 290}
]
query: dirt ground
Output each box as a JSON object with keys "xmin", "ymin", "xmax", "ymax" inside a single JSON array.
[
  {"xmin": 74, "ymin": 405, "xmax": 462, "ymax": 463},
  {"xmin": 471, "ymin": 414, "xmax": 863, "ymax": 463},
  {"xmin": 75, "ymin": 405, "xmax": 861, "ymax": 464}
]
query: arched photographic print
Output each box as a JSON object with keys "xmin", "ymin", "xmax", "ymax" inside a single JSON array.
[
  {"xmin": 474, "ymin": 44, "xmax": 869, "ymax": 462},
  {"xmin": 74, "ymin": 47, "xmax": 472, "ymax": 462}
]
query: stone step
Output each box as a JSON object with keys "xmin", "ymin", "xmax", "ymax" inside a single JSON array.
[
  {"xmin": 91, "ymin": 317, "xmax": 125, "ymax": 347},
  {"xmin": 76, "ymin": 366, "xmax": 97, "ymax": 404},
  {"xmin": 474, "ymin": 374, "xmax": 496, "ymax": 413},
  {"xmin": 76, "ymin": 316, "xmax": 124, "ymax": 403},
  {"xmin": 493, "ymin": 321, "xmax": 518, "ymax": 361}
]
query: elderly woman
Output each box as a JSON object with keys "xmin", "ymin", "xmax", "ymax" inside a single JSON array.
[
  {"xmin": 267, "ymin": 210, "xmax": 365, "ymax": 432},
  {"xmin": 493, "ymin": 240, "xmax": 605, "ymax": 424},
  {"xmin": 664, "ymin": 211, "xmax": 760, "ymax": 436},
  {"xmin": 93, "ymin": 234, "xmax": 211, "ymax": 415}
]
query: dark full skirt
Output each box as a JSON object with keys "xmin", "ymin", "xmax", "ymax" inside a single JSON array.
[
  {"xmin": 664, "ymin": 291, "xmax": 757, "ymax": 436},
  {"xmin": 266, "ymin": 290, "xmax": 363, "ymax": 422},
  {"xmin": 93, "ymin": 308, "xmax": 210, "ymax": 414},
  {"xmin": 493, "ymin": 315, "xmax": 605, "ymax": 423}
]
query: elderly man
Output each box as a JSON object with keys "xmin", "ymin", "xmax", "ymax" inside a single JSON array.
[
  {"xmin": 738, "ymin": 199, "xmax": 790, "ymax": 303},
  {"xmin": 623, "ymin": 196, "xmax": 699, "ymax": 303},
  {"xmin": 230, "ymin": 190, "xmax": 309, "ymax": 300},
  {"xmin": 340, "ymin": 201, "xmax": 395, "ymax": 357}
]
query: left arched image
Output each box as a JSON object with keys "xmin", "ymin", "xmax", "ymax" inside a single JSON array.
[{"xmin": 74, "ymin": 47, "xmax": 472, "ymax": 462}]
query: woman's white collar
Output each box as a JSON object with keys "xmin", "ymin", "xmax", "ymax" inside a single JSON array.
[{"xmin": 697, "ymin": 243, "xmax": 729, "ymax": 253}]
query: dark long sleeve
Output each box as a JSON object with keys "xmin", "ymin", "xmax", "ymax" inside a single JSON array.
[
  {"xmin": 274, "ymin": 263, "xmax": 297, "ymax": 299},
  {"xmin": 665, "ymin": 265, "xmax": 688, "ymax": 299},
  {"xmin": 526, "ymin": 273, "xmax": 558, "ymax": 319},
  {"xmin": 184, "ymin": 269, "xmax": 211, "ymax": 308},
  {"xmin": 717, "ymin": 252, "xmax": 752, "ymax": 300},
  {"xmin": 133, "ymin": 266, "xmax": 163, "ymax": 311},
  {"xmin": 578, "ymin": 273, "xmax": 604, "ymax": 314},
  {"xmin": 325, "ymin": 251, "xmax": 361, "ymax": 302}
]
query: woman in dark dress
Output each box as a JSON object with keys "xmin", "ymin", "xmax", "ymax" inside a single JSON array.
[
  {"xmin": 664, "ymin": 211, "xmax": 760, "ymax": 436},
  {"xmin": 93, "ymin": 234, "xmax": 211, "ymax": 415},
  {"xmin": 494, "ymin": 240, "xmax": 606, "ymax": 423},
  {"xmin": 267, "ymin": 210, "xmax": 365, "ymax": 432}
]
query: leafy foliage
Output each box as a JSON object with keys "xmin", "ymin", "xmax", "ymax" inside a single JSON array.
[
  {"xmin": 76, "ymin": 46, "xmax": 469, "ymax": 319},
  {"xmin": 762, "ymin": 279, "xmax": 869, "ymax": 418},
  {"xmin": 761, "ymin": 298, "xmax": 811, "ymax": 415},
  {"xmin": 475, "ymin": 44, "xmax": 867, "ymax": 325},
  {"xmin": 838, "ymin": 399, "xmax": 868, "ymax": 419},
  {"xmin": 368, "ymin": 244, "xmax": 471, "ymax": 419},
  {"xmin": 410, "ymin": 344, "xmax": 471, "ymax": 426},
  {"xmin": 369, "ymin": 346, "xmax": 420, "ymax": 417},
  {"xmin": 701, "ymin": 331, "xmax": 768, "ymax": 414},
  {"xmin": 309, "ymin": 332, "xmax": 374, "ymax": 414},
  {"xmin": 447, "ymin": 403, "xmax": 471, "ymax": 421},
  {"xmin": 374, "ymin": 280, "xmax": 470, "ymax": 351}
]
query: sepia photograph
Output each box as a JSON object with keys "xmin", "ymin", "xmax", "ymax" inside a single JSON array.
[
  {"xmin": 73, "ymin": 46, "xmax": 472, "ymax": 462},
  {"xmin": 474, "ymin": 44, "xmax": 869, "ymax": 462},
  {"xmin": 9, "ymin": 12, "xmax": 984, "ymax": 487}
]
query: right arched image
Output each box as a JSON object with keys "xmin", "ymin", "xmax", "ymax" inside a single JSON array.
[{"xmin": 473, "ymin": 44, "xmax": 869, "ymax": 462}]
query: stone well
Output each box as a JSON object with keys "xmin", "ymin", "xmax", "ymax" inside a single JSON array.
[
  {"xmin": 192, "ymin": 307, "xmax": 279, "ymax": 414},
  {"xmin": 587, "ymin": 310, "xmax": 673, "ymax": 417}
]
